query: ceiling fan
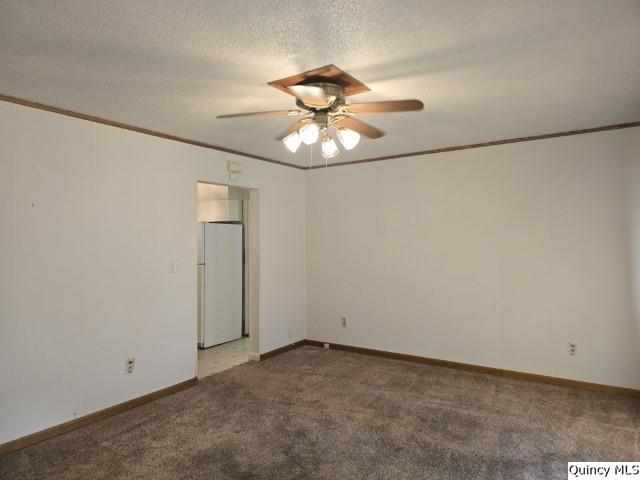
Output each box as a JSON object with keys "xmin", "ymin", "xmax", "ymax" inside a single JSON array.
[{"xmin": 217, "ymin": 64, "xmax": 424, "ymax": 161}]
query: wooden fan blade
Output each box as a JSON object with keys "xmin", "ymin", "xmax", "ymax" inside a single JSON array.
[
  {"xmin": 347, "ymin": 99, "xmax": 424, "ymax": 115},
  {"xmin": 334, "ymin": 116, "xmax": 385, "ymax": 139},
  {"xmin": 287, "ymin": 85, "xmax": 331, "ymax": 108},
  {"xmin": 268, "ymin": 64, "xmax": 370, "ymax": 97},
  {"xmin": 275, "ymin": 118, "xmax": 312, "ymax": 141},
  {"xmin": 217, "ymin": 109, "xmax": 303, "ymax": 119}
]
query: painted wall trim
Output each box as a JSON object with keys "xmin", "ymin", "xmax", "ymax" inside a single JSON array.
[
  {"xmin": 0, "ymin": 93, "xmax": 305, "ymax": 170},
  {"xmin": 259, "ymin": 339, "xmax": 306, "ymax": 360},
  {"xmin": 3, "ymin": 339, "xmax": 638, "ymax": 455},
  {"xmin": 309, "ymin": 121, "xmax": 640, "ymax": 169},
  {"xmin": 3, "ymin": 93, "xmax": 639, "ymax": 173},
  {"xmin": 253, "ymin": 339, "xmax": 640, "ymax": 396},
  {"xmin": 0, "ymin": 377, "xmax": 198, "ymax": 456},
  {"xmin": 303, "ymin": 340, "xmax": 640, "ymax": 398}
]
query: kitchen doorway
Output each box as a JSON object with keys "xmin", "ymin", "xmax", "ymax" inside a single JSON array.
[{"xmin": 195, "ymin": 182, "xmax": 258, "ymax": 378}]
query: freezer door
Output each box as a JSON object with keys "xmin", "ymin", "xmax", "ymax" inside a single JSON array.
[{"xmin": 202, "ymin": 223, "xmax": 243, "ymax": 347}]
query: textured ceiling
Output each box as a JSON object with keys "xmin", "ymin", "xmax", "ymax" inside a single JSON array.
[{"xmin": 1, "ymin": 0, "xmax": 639, "ymax": 167}]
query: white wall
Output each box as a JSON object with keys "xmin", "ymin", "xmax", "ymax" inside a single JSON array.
[
  {"xmin": 307, "ymin": 127, "xmax": 640, "ymax": 389},
  {"xmin": 0, "ymin": 101, "xmax": 306, "ymax": 444},
  {"xmin": 1, "ymin": 98, "xmax": 638, "ymax": 446}
]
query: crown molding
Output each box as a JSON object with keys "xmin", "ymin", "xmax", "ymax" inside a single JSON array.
[
  {"xmin": 0, "ymin": 93, "xmax": 305, "ymax": 170},
  {"xmin": 309, "ymin": 121, "xmax": 640, "ymax": 169},
  {"xmin": 3, "ymin": 93, "xmax": 638, "ymax": 172}
]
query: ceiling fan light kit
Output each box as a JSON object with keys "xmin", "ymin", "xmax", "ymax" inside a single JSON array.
[
  {"xmin": 217, "ymin": 64, "xmax": 424, "ymax": 162},
  {"xmin": 282, "ymin": 131, "xmax": 302, "ymax": 153},
  {"xmin": 337, "ymin": 128, "xmax": 360, "ymax": 150},
  {"xmin": 321, "ymin": 134, "xmax": 340, "ymax": 159},
  {"xmin": 299, "ymin": 122, "xmax": 320, "ymax": 145}
]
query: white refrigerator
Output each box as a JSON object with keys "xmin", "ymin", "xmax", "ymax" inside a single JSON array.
[{"xmin": 198, "ymin": 222, "xmax": 243, "ymax": 348}]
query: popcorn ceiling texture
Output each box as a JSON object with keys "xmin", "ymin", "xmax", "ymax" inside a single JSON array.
[
  {"xmin": 1, "ymin": 346, "xmax": 638, "ymax": 479},
  {"xmin": 1, "ymin": 0, "xmax": 640, "ymax": 166}
]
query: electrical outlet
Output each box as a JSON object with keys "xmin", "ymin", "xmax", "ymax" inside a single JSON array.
[
  {"xmin": 125, "ymin": 358, "xmax": 135, "ymax": 374},
  {"xmin": 340, "ymin": 316, "xmax": 348, "ymax": 328},
  {"xmin": 168, "ymin": 259, "xmax": 176, "ymax": 274},
  {"xmin": 568, "ymin": 342, "xmax": 577, "ymax": 356}
]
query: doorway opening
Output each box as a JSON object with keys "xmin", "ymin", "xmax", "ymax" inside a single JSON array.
[{"xmin": 196, "ymin": 182, "xmax": 258, "ymax": 378}]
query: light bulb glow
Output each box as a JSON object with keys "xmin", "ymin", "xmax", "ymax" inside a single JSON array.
[
  {"xmin": 299, "ymin": 122, "xmax": 320, "ymax": 145},
  {"xmin": 337, "ymin": 128, "xmax": 360, "ymax": 150},
  {"xmin": 282, "ymin": 131, "xmax": 301, "ymax": 153},
  {"xmin": 321, "ymin": 135, "xmax": 340, "ymax": 159}
]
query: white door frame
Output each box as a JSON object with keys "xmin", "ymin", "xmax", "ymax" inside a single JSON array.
[{"xmin": 246, "ymin": 188, "xmax": 260, "ymax": 360}]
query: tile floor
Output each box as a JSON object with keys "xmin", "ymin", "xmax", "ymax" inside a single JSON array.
[{"xmin": 197, "ymin": 337, "xmax": 251, "ymax": 378}]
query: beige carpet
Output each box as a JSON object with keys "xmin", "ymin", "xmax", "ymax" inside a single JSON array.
[{"xmin": 1, "ymin": 345, "xmax": 638, "ymax": 479}]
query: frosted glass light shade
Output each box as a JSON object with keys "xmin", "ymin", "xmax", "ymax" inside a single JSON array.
[
  {"xmin": 282, "ymin": 131, "xmax": 301, "ymax": 153},
  {"xmin": 337, "ymin": 128, "xmax": 360, "ymax": 150},
  {"xmin": 299, "ymin": 123, "xmax": 320, "ymax": 145},
  {"xmin": 321, "ymin": 136, "xmax": 340, "ymax": 159}
]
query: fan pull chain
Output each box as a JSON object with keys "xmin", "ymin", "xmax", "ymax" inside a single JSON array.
[{"xmin": 323, "ymin": 147, "xmax": 328, "ymax": 201}]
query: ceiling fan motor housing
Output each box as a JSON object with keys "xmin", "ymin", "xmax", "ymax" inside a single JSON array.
[
  {"xmin": 294, "ymin": 82, "xmax": 346, "ymax": 112},
  {"xmin": 313, "ymin": 111, "xmax": 329, "ymax": 129}
]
